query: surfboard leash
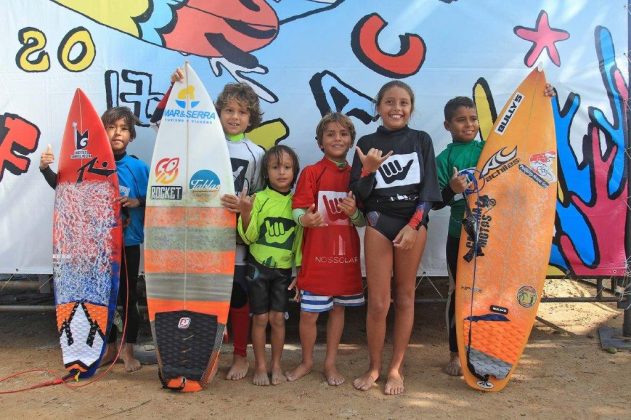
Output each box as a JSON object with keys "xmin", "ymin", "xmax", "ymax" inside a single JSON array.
[
  {"xmin": 0, "ymin": 247, "xmax": 133, "ymax": 394},
  {"xmin": 461, "ymin": 171, "xmax": 491, "ymax": 385}
]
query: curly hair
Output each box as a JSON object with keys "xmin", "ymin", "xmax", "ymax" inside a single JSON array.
[{"xmin": 215, "ymin": 82, "xmax": 263, "ymax": 130}]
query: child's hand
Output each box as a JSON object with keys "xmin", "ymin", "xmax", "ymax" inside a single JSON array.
[
  {"xmin": 39, "ymin": 144, "xmax": 55, "ymax": 170},
  {"xmin": 288, "ymin": 277, "xmax": 300, "ymax": 302},
  {"xmin": 300, "ymin": 204, "xmax": 326, "ymax": 227},
  {"xmin": 338, "ymin": 191, "xmax": 357, "ymax": 217},
  {"xmin": 449, "ymin": 167, "xmax": 470, "ymax": 194},
  {"xmin": 170, "ymin": 67, "xmax": 184, "ymax": 84},
  {"xmin": 221, "ymin": 186, "xmax": 253, "ymax": 214},
  {"xmin": 355, "ymin": 146, "xmax": 393, "ymax": 174},
  {"xmin": 393, "ymin": 225, "xmax": 418, "ymax": 250},
  {"xmin": 118, "ymin": 196, "xmax": 141, "ymax": 208},
  {"xmin": 544, "ymin": 83, "xmax": 556, "ymax": 97}
]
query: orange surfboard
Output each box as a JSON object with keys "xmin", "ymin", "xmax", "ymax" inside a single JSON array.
[{"xmin": 455, "ymin": 68, "xmax": 557, "ymax": 392}]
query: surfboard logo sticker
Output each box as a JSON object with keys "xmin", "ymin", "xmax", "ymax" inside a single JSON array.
[
  {"xmin": 70, "ymin": 122, "xmax": 92, "ymax": 160},
  {"xmin": 517, "ymin": 285, "xmax": 538, "ymax": 308},
  {"xmin": 480, "ymin": 147, "xmax": 518, "ymax": 178},
  {"xmin": 164, "ymin": 86, "xmax": 217, "ymax": 124},
  {"xmin": 155, "ymin": 157, "xmax": 180, "ymax": 184},
  {"xmin": 176, "ymin": 86, "xmax": 200, "ymax": 109},
  {"xmin": 518, "ymin": 164, "xmax": 549, "ymax": 188},
  {"xmin": 494, "ymin": 92, "xmax": 524, "ymax": 134},
  {"xmin": 477, "ymin": 380, "xmax": 494, "ymax": 389},
  {"xmin": 189, "ymin": 169, "xmax": 220, "ymax": 201},
  {"xmin": 529, "ymin": 151, "xmax": 556, "ymax": 183},
  {"xmin": 178, "ymin": 317, "xmax": 191, "ymax": 330}
]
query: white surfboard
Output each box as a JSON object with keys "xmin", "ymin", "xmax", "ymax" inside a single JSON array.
[{"xmin": 144, "ymin": 62, "xmax": 235, "ymax": 392}]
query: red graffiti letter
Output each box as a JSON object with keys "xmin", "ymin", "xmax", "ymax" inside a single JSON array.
[
  {"xmin": 0, "ymin": 113, "xmax": 41, "ymax": 183},
  {"xmin": 351, "ymin": 13, "xmax": 426, "ymax": 78}
]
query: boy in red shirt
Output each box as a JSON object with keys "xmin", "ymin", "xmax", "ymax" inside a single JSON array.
[{"xmin": 286, "ymin": 112, "xmax": 365, "ymax": 386}]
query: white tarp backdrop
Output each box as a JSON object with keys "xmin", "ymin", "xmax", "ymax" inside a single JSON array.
[{"xmin": 0, "ymin": 1, "xmax": 628, "ymax": 276}]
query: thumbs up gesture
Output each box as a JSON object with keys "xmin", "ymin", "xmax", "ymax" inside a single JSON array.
[
  {"xmin": 300, "ymin": 203, "xmax": 326, "ymax": 228},
  {"xmin": 449, "ymin": 167, "xmax": 470, "ymax": 194},
  {"xmin": 338, "ymin": 191, "xmax": 358, "ymax": 217},
  {"xmin": 355, "ymin": 146, "xmax": 393, "ymax": 174},
  {"xmin": 39, "ymin": 144, "xmax": 55, "ymax": 170}
]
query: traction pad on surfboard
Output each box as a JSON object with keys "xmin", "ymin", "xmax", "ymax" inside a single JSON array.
[
  {"xmin": 155, "ymin": 310, "xmax": 221, "ymax": 382},
  {"xmin": 467, "ymin": 347, "xmax": 512, "ymax": 379}
]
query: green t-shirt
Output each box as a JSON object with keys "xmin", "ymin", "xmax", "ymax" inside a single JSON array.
[
  {"xmin": 435, "ymin": 139, "xmax": 484, "ymax": 238},
  {"xmin": 237, "ymin": 187, "xmax": 303, "ymax": 269}
]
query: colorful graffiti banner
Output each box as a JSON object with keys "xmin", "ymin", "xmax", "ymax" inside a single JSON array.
[{"xmin": 0, "ymin": 0, "xmax": 628, "ymax": 276}]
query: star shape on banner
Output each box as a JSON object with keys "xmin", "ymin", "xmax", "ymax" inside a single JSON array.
[{"xmin": 514, "ymin": 10, "xmax": 570, "ymax": 67}]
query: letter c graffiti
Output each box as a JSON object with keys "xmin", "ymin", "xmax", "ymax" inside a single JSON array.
[{"xmin": 351, "ymin": 13, "xmax": 426, "ymax": 78}]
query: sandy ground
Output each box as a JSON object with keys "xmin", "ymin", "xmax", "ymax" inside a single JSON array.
[{"xmin": 0, "ymin": 279, "xmax": 629, "ymax": 419}]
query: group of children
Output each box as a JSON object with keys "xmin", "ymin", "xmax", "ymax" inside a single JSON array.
[{"xmin": 40, "ymin": 67, "xmax": 554, "ymax": 395}]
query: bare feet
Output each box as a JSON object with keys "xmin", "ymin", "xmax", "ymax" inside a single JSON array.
[
  {"xmin": 99, "ymin": 343, "xmax": 121, "ymax": 367},
  {"xmin": 121, "ymin": 343, "xmax": 141, "ymax": 372},
  {"xmin": 324, "ymin": 365, "xmax": 345, "ymax": 386},
  {"xmin": 271, "ymin": 367, "xmax": 286, "ymax": 385},
  {"xmin": 252, "ymin": 367, "xmax": 270, "ymax": 386},
  {"xmin": 353, "ymin": 369, "xmax": 379, "ymax": 391},
  {"xmin": 226, "ymin": 354, "xmax": 249, "ymax": 380},
  {"xmin": 286, "ymin": 361, "xmax": 313, "ymax": 382},
  {"xmin": 384, "ymin": 370, "xmax": 404, "ymax": 395},
  {"xmin": 444, "ymin": 352, "xmax": 462, "ymax": 376}
]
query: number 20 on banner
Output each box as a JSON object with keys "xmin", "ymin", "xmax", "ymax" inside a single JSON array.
[{"xmin": 16, "ymin": 26, "xmax": 95, "ymax": 73}]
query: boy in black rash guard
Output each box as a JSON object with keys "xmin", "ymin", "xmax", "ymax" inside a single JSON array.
[{"xmin": 350, "ymin": 80, "xmax": 441, "ymax": 395}]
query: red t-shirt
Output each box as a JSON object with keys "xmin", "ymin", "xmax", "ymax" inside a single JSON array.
[{"xmin": 293, "ymin": 158, "xmax": 362, "ymax": 295}]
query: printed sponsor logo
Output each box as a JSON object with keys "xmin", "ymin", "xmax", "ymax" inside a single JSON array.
[
  {"xmin": 260, "ymin": 217, "xmax": 296, "ymax": 250},
  {"xmin": 314, "ymin": 256, "xmax": 359, "ymax": 264},
  {"xmin": 460, "ymin": 285, "xmax": 482, "ymax": 293},
  {"xmin": 70, "ymin": 121, "xmax": 92, "ymax": 159},
  {"xmin": 477, "ymin": 380, "xmax": 494, "ymax": 389},
  {"xmin": 178, "ymin": 317, "xmax": 191, "ymax": 329},
  {"xmin": 495, "ymin": 92, "xmax": 524, "ymax": 134},
  {"xmin": 379, "ymin": 158, "xmax": 413, "ymax": 184},
  {"xmin": 529, "ymin": 151, "xmax": 556, "ymax": 183},
  {"xmin": 517, "ymin": 285, "xmax": 538, "ymax": 308},
  {"xmin": 518, "ymin": 164, "xmax": 549, "ymax": 188},
  {"xmin": 464, "ymin": 212, "xmax": 492, "ymax": 258},
  {"xmin": 189, "ymin": 169, "xmax": 220, "ymax": 201},
  {"xmin": 480, "ymin": 147, "xmax": 518, "ymax": 182},
  {"xmin": 374, "ymin": 152, "xmax": 420, "ymax": 189},
  {"xmin": 151, "ymin": 186, "xmax": 183, "ymax": 200},
  {"xmin": 175, "ymin": 86, "xmax": 199, "ymax": 109},
  {"xmin": 164, "ymin": 86, "xmax": 217, "ymax": 124},
  {"xmin": 490, "ymin": 305, "xmax": 508, "ymax": 314},
  {"xmin": 475, "ymin": 195, "xmax": 496, "ymax": 209},
  {"xmin": 155, "ymin": 157, "xmax": 180, "ymax": 185},
  {"xmin": 318, "ymin": 191, "xmax": 349, "ymax": 225}
]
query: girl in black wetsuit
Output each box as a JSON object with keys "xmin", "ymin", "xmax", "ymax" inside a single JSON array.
[{"xmin": 350, "ymin": 81, "xmax": 441, "ymax": 395}]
